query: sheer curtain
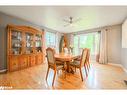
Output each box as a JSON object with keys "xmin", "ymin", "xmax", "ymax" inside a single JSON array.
[
  {"xmin": 43, "ymin": 31, "xmax": 46, "ymax": 63},
  {"xmin": 70, "ymin": 34, "xmax": 74, "ymax": 53},
  {"xmin": 95, "ymin": 31, "xmax": 101, "ymax": 62},
  {"xmin": 99, "ymin": 29, "xmax": 108, "ymax": 64},
  {"xmin": 55, "ymin": 32, "xmax": 59, "ymax": 53}
]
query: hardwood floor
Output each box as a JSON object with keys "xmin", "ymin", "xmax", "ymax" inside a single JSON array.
[{"xmin": 0, "ymin": 62, "xmax": 127, "ymax": 89}]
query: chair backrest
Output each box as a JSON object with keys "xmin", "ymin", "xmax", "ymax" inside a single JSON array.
[
  {"xmin": 46, "ymin": 47, "xmax": 56, "ymax": 66},
  {"xmin": 86, "ymin": 49, "xmax": 90, "ymax": 63},
  {"xmin": 80, "ymin": 48, "xmax": 88, "ymax": 67}
]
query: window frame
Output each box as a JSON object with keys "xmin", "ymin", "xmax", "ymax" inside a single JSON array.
[
  {"xmin": 45, "ymin": 31, "xmax": 57, "ymax": 48},
  {"xmin": 73, "ymin": 32, "xmax": 99, "ymax": 56}
]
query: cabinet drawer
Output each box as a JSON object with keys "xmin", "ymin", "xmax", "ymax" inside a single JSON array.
[
  {"xmin": 29, "ymin": 55, "xmax": 36, "ymax": 66},
  {"xmin": 36, "ymin": 54, "xmax": 43, "ymax": 65},
  {"xmin": 19, "ymin": 56, "xmax": 28, "ymax": 69},
  {"xmin": 9, "ymin": 56, "xmax": 19, "ymax": 71}
]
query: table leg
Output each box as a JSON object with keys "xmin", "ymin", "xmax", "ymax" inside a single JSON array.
[
  {"xmin": 66, "ymin": 61, "xmax": 70, "ymax": 73},
  {"xmin": 65, "ymin": 61, "xmax": 74, "ymax": 74}
]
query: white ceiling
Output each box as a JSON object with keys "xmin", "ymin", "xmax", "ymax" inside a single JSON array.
[{"xmin": 0, "ymin": 6, "xmax": 127, "ymax": 33}]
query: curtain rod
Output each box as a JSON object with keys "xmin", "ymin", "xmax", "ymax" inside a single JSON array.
[{"xmin": 72, "ymin": 30, "xmax": 101, "ymax": 36}]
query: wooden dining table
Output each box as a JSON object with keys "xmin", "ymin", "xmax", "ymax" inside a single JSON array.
[{"xmin": 54, "ymin": 53, "xmax": 80, "ymax": 73}]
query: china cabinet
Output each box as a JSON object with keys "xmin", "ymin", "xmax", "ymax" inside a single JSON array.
[{"xmin": 7, "ymin": 24, "xmax": 44, "ymax": 72}]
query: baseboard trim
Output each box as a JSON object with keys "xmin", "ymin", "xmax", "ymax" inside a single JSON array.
[
  {"xmin": 108, "ymin": 63, "xmax": 127, "ymax": 74},
  {"xmin": 108, "ymin": 63, "xmax": 123, "ymax": 67},
  {"xmin": 122, "ymin": 67, "xmax": 127, "ymax": 74},
  {"xmin": 0, "ymin": 69, "xmax": 7, "ymax": 74}
]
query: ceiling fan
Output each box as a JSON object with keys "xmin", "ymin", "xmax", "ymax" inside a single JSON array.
[{"xmin": 63, "ymin": 16, "xmax": 81, "ymax": 27}]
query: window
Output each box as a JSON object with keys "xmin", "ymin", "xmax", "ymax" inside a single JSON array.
[
  {"xmin": 73, "ymin": 32, "xmax": 100, "ymax": 57},
  {"xmin": 46, "ymin": 32, "xmax": 56, "ymax": 48},
  {"xmin": 79, "ymin": 33, "xmax": 95, "ymax": 55},
  {"xmin": 73, "ymin": 35, "xmax": 79, "ymax": 55}
]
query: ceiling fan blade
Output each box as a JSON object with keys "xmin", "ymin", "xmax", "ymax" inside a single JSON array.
[
  {"xmin": 63, "ymin": 19, "xmax": 70, "ymax": 23},
  {"xmin": 64, "ymin": 23, "xmax": 70, "ymax": 27},
  {"xmin": 73, "ymin": 18, "xmax": 82, "ymax": 23}
]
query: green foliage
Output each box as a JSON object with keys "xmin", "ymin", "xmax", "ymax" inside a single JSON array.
[
  {"xmin": 74, "ymin": 33, "xmax": 97, "ymax": 54},
  {"xmin": 79, "ymin": 34, "xmax": 94, "ymax": 53}
]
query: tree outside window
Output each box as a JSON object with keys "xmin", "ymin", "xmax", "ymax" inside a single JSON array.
[{"xmin": 73, "ymin": 32, "xmax": 100, "ymax": 56}]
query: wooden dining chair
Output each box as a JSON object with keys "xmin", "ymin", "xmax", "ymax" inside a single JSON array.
[
  {"xmin": 73, "ymin": 48, "xmax": 90, "ymax": 75},
  {"xmin": 70, "ymin": 48, "xmax": 88, "ymax": 81},
  {"xmin": 46, "ymin": 47, "xmax": 64, "ymax": 86}
]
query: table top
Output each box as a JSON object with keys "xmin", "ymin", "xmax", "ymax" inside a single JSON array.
[{"xmin": 55, "ymin": 53, "xmax": 80, "ymax": 61}]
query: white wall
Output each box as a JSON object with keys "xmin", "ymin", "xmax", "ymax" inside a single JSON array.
[
  {"xmin": 122, "ymin": 19, "xmax": 127, "ymax": 48},
  {"xmin": 121, "ymin": 19, "xmax": 127, "ymax": 71},
  {"xmin": 121, "ymin": 49, "xmax": 127, "ymax": 70},
  {"xmin": 107, "ymin": 25, "xmax": 121, "ymax": 64}
]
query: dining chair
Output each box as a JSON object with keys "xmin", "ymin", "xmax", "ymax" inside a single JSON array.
[
  {"xmin": 46, "ymin": 47, "xmax": 65, "ymax": 86},
  {"xmin": 73, "ymin": 48, "xmax": 90, "ymax": 75},
  {"xmin": 70, "ymin": 48, "xmax": 88, "ymax": 81}
]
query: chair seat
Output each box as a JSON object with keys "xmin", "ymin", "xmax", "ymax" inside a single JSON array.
[
  {"xmin": 56, "ymin": 65, "xmax": 64, "ymax": 70},
  {"xmin": 74, "ymin": 56, "xmax": 81, "ymax": 61},
  {"xmin": 49, "ymin": 63, "xmax": 64, "ymax": 70},
  {"xmin": 56, "ymin": 60, "xmax": 64, "ymax": 66},
  {"xmin": 56, "ymin": 61, "xmax": 64, "ymax": 70},
  {"xmin": 70, "ymin": 60, "xmax": 80, "ymax": 68}
]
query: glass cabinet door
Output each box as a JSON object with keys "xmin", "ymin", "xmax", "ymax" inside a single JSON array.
[
  {"xmin": 11, "ymin": 30, "xmax": 22, "ymax": 55},
  {"xmin": 35, "ymin": 34, "xmax": 42, "ymax": 53},
  {"xmin": 25, "ymin": 33, "xmax": 34, "ymax": 54}
]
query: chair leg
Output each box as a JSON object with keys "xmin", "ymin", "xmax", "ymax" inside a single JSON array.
[
  {"xmin": 46, "ymin": 67, "xmax": 50, "ymax": 81},
  {"xmin": 64, "ymin": 69, "xmax": 67, "ymax": 78},
  {"xmin": 52, "ymin": 70, "xmax": 56, "ymax": 86},
  {"xmin": 75, "ymin": 66, "xmax": 76, "ymax": 72},
  {"xmin": 86, "ymin": 62, "xmax": 89, "ymax": 71},
  {"xmin": 88, "ymin": 60, "xmax": 90, "ymax": 68},
  {"xmin": 79, "ymin": 68, "xmax": 83, "ymax": 81},
  {"xmin": 84, "ymin": 65, "xmax": 88, "ymax": 76},
  {"xmin": 88, "ymin": 62, "xmax": 90, "ymax": 69},
  {"xmin": 57, "ymin": 70, "xmax": 59, "ymax": 75}
]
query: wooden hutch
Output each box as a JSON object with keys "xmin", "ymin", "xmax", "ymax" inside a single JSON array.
[{"xmin": 7, "ymin": 24, "xmax": 44, "ymax": 72}]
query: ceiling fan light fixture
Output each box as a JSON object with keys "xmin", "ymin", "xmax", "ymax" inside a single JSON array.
[
  {"xmin": 70, "ymin": 23, "xmax": 74, "ymax": 27},
  {"xmin": 63, "ymin": 16, "xmax": 81, "ymax": 27}
]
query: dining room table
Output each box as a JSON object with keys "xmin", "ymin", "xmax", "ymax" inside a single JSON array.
[{"xmin": 54, "ymin": 53, "xmax": 80, "ymax": 73}]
